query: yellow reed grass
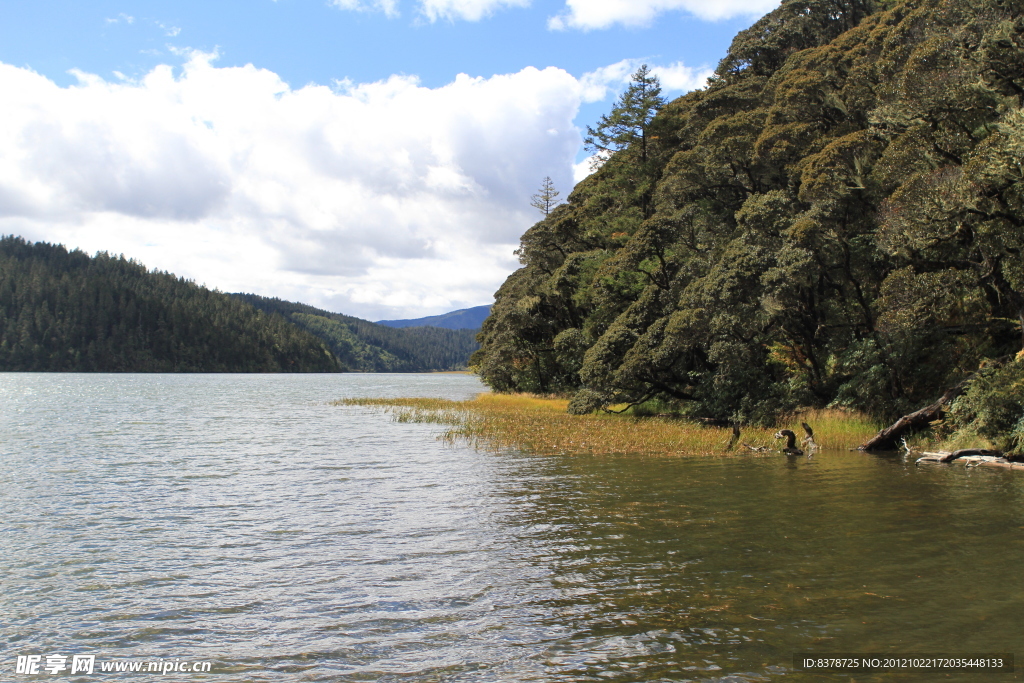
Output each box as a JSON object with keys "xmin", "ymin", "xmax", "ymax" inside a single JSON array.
[
  {"xmin": 778, "ymin": 407, "xmax": 880, "ymax": 448},
  {"xmin": 333, "ymin": 395, "xmax": 880, "ymax": 456}
]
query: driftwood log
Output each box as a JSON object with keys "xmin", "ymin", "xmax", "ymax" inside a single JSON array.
[
  {"xmin": 968, "ymin": 460, "xmax": 1024, "ymax": 470},
  {"xmin": 915, "ymin": 448, "xmax": 1003, "ymax": 463},
  {"xmin": 859, "ymin": 383, "xmax": 968, "ymax": 451},
  {"xmin": 916, "ymin": 450, "xmax": 1024, "ymax": 471}
]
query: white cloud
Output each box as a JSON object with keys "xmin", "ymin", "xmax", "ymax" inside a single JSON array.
[
  {"xmin": 0, "ymin": 55, "xmax": 584, "ymax": 319},
  {"xmin": 329, "ymin": 0, "xmax": 401, "ymax": 18},
  {"xmin": 578, "ymin": 59, "xmax": 635, "ymax": 103},
  {"xmin": 579, "ymin": 58, "xmax": 711, "ymax": 102},
  {"xmin": 329, "ymin": 0, "xmax": 772, "ymax": 25},
  {"xmin": 419, "ymin": 0, "xmax": 530, "ymax": 22},
  {"xmin": 328, "ymin": 0, "xmax": 529, "ymax": 21},
  {"xmin": 105, "ymin": 13, "xmax": 135, "ymax": 25},
  {"xmin": 549, "ymin": 0, "xmax": 778, "ymax": 30},
  {"xmin": 651, "ymin": 61, "xmax": 713, "ymax": 93},
  {"xmin": 572, "ymin": 155, "xmax": 600, "ymax": 184}
]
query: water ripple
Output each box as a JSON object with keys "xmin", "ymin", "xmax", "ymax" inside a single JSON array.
[{"xmin": 2, "ymin": 374, "xmax": 1023, "ymax": 682}]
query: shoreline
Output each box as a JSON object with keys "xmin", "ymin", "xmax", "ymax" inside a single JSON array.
[
  {"xmin": 337, "ymin": 392, "xmax": 1015, "ymax": 464},
  {"xmin": 336, "ymin": 393, "xmax": 881, "ymax": 456}
]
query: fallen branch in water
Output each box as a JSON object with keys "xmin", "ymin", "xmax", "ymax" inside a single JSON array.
[
  {"xmin": 859, "ymin": 382, "xmax": 969, "ymax": 451},
  {"xmin": 915, "ymin": 448, "xmax": 1003, "ymax": 463},
  {"xmin": 916, "ymin": 450, "xmax": 1024, "ymax": 471}
]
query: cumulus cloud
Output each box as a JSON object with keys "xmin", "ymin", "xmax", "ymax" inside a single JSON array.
[
  {"xmin": 652, "ymin": 61, "xmax": 714, "ymax": 92},
  {"xmin": 329, "ymin": 0, "xmax": 401, "ymax": 18},
  {"xmin": 330, "ymin": 0, "xmax": 774, "ymax": 25},
  {"xmin": 578, "ymin": 59, "xmax": 636, "ymax": 103},
  {"xmin": 419, "ymin": 0, "xmax": 530, "ymax": 22},
  {"xmin": 572, "ymin": 155, "xmax": 601, "ymax": 185},
  {"xmin": 579, "ymin": 58, "xmax": 711, "ymax": 102},
  {"xmin": 548, "ymin": 0, "xmax": 778, "ymax": 30},
  {"xmin": 0, "ymin": 55, "xmax": 584, "ymax": 319},
  {"xmin": 328, "ymin": 0, "xmax": 528, "ymax": 21}
]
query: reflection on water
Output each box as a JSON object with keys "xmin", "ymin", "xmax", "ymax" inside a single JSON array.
[{"xmin": 1, "ymin": 373, "xmax": 1022, "ymax": 682}]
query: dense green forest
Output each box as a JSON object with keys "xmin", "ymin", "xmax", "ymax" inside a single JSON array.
[
  {"xmin": 233, "ymin": 294, "xmax": 479, "ymax": 372},
  {"xmin": 473, "ymin": 0, "xmax": 1024, "ymax": 452},
  {"xmin": 0, "ymin": 236, "xmax": 341, "ymax": 372},
  {"xmin": 376, "ymin": 305, "xmax": 491, "ymax": 330},
  {"xmin": 0, "ymin": 237, "xmax": 480, "ymax": 373}
]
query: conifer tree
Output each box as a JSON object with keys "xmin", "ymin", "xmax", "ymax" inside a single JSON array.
[
  {"xmin": 530, "ymin": 176, "xmax": 561, "ymax": 216},
  {"xmin": 475, "ymin": 0, "xmax": 1024, "ymax": 434},
  {"xmin": 584, "ymin": 64, "xmax": 665, "ymax": 166}
]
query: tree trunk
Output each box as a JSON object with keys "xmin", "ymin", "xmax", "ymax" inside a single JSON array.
[{"xmin": 859, "ymin": 382, "xmax": 968, "ymax": 451}]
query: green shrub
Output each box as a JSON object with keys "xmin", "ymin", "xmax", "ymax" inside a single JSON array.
[{"xmin": 948, "ymin": 361, "xmax": 1024, "ymax": 454}]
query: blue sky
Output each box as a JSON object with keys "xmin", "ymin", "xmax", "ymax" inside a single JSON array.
[{"xmin": 0, "ymin": 0, "xmax": 775, "ymax": 319}]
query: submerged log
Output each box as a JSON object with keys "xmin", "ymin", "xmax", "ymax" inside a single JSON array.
[
  {"xmin": 967, "ymin": 459, "xmax": 1024, "ymax": 471},
  {"xmin": 916, "ymin": 452, "xmax": 1024, "ymax": 470},
  {"xmin": 916, "ymin": 448, "xmax": 1003, "ymax": 464},
  {"xmin": 960, "ymin": 455, "xmax": 1010, "ymax": 467},
  {"xmin": 859, "ymin": 383, "xmax": 968, "ymax": 451}
]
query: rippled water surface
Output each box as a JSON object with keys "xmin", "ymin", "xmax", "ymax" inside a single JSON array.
[{"xmin": 2, "ymin": 373, "xmax": 1023, "ymax": 682}]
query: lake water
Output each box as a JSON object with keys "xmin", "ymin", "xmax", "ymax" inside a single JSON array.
[{"xmin": 1, "ymin": 373, "xmax": 1022, "ymax": 682}]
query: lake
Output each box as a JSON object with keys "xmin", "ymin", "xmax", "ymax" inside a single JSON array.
[{"xmin": 1, "ymin": 373, "xmax": 1021, "ymax": 681}]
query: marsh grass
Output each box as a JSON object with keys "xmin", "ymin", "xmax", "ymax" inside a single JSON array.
[
  {"xmin": 778, "ymin": 408, "xmax": 880, "ymax": 448},
  {"xmin": 928, "ymin": 428, "xmax": 999, "ymax": 453},
  {"xmin": 335, "ymin": 395, "xmax": 881, "ymax": 456}
]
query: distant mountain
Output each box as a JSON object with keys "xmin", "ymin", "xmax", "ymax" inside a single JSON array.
[
  {"xmin": 234, "ymin": 294, "xmax": 479, "ymax": 372},
  {"xmin": 0, "ymin": 236, "xmax": 342, "ymax": 372},
  {"xmin": 376, "ymin": 305, "xmax": 491, "ymax": 330}
]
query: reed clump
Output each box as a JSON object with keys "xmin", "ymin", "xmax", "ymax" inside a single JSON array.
[
  {"xmin": 335, "ymin": 394, "xmax": 881, "ymax": 456},
  {"xmin": 779, "ymin": 408, "xmax": 879, "ymax": 447}
]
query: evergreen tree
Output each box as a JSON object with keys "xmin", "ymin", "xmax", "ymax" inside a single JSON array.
[
  {"xmin": 475, "ymin": 0, "xmax": 1024, "ymax": 436},
  {"xmin": 530, "ymin": 176, "xmax": 561, "ymax": 216},
  {"xmin": 0, "ymin": 236, "xmax": 343, "ymax": 372},
  {"xmin": 585, "ymin": 64, "xmax": 668, "ymax": 220},
  {"xmin": 584, "ymin": 64, "xmax": 666, "ymax": 167}
]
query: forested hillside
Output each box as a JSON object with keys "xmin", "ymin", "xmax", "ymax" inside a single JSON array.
[
  {"xmin": 234, "ymin": 295, "xmax": 479, "ymax": 372},
  {"xmin": 473, "ymin": 0, "xmax": 1024, "ymax": 451},
  {"xmin": 0, "ymin": 236, "xmax": 342, "ymax": 372},
  {"xmin": 376, "ymin": 305, "xmax": 492, "ymax": 330}
]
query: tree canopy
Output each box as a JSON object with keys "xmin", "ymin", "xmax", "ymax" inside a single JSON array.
[
  {"xmin": 473, "ymin": 0, "xmax": 1024, "ymax": 453},
  {"xmin": 0, "ymin": 236, "xmax": 341, "ymax": 372},
  {"xmin": 0, "ymin": 237, "xmax": 480, "ymax": 373},
  {"xmin": 235, "ymin": 294, "xmax": 480, "ymax": 372}
]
